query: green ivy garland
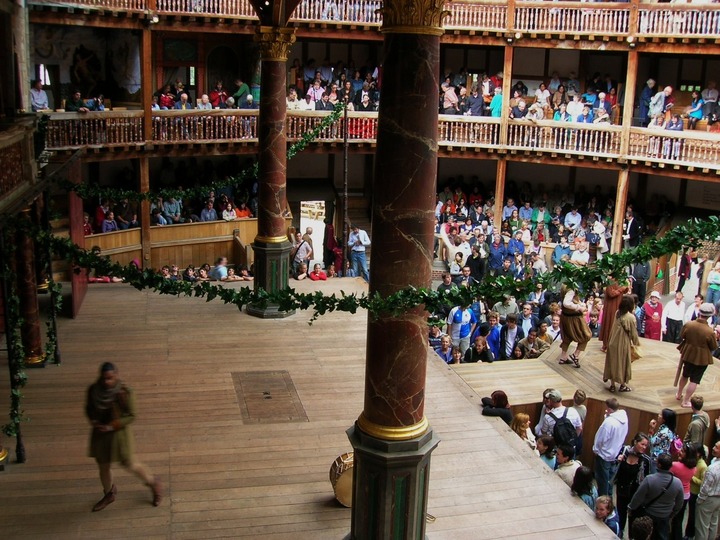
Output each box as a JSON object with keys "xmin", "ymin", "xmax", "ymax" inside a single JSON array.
[
  {"xmin": 45, "ymin": 215, "xmax": 719, "ymax": 323},
  {"xmin": 0, "ymin": 231, "xmax": 29, "ymax": 442},
  {"xmin": 49, "ymin": 103, "xmax": 345, "ymax": 204}
]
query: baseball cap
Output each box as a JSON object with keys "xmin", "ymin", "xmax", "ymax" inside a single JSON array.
[
  {"xmin": 650, "ymin": 291, "xmax": 661, "ymax": 298},
  {"xmin": 544, "ymin": 389, "xmax": 562, "ymax": 403}
]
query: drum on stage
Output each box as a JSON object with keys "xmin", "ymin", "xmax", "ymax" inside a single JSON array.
[{"xmin": 328, "ymin": 452, "xmax": 354, "ymax": 507}]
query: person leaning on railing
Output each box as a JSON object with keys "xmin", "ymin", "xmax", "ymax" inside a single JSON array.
[{"xmin": 66, "ymin": 90, "xmax": 90, "ymax": 112}]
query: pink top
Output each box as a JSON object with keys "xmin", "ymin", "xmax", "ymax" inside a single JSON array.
[{"xmin": 670, "ymin": 462, "xmax": 697, "ymax": 499}]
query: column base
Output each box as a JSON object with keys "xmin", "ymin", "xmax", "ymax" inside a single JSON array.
[
  {"xmin": 245, "ymin": 303, "xmax": 296, "ymax": 319},
  {"xmin": 346, "ymin": 423, "xmax": 439, "ymax": 540},
  {"xmin": 25, "ymin": 353, "xmax": 46, "ymax": 368}
]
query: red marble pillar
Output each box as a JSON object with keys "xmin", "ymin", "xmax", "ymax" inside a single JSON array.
[
  {"xmin": 247, "ymin": 27, "xmax": 297, "ymax": 319},
  {"xmin": 357, "ymin": 23, "xmax": 443, "ymax": 443},
  {"xmin": 347, "ymin": 2, "xmax": 446, "ymax": 538},
  {"xmin": 16, "ymin": 208, "xmax": 45, "ymax": 366}
]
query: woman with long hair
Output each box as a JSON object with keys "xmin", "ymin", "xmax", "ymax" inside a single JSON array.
[
  {"xmin": 670, "ymin": 442, "xmax": 698, "ymax": 540},
  {"xmin": 86, "ymin": 362, "xmax": 162, "ymax": 511},
  {"xmin": 603, "ymin": 294, "xmax": 640, "ymax": 392},
  {"xmin": 510, "ymin": 413, "xmax": 537, "ymax": 453},
  {"xmin": 571, "ymin": 466, "xmax": 598, "ymax": 510},
  {"xmin": 614, "ymin": 432, "xmax": 652, "ymax": 533},
  {"xmin": 686, "ymin": 443, "xmax": 708, "ymax": 540},
  {"xmin": 649, "ymin": 408, "xmax": 678, "ymax": 466},
  {"xmin": 599, "ymin": 279, "xmax": 631, "ymax": 353}
]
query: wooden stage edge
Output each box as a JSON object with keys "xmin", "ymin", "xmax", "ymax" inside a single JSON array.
[{"xmin": 452, "ymin": 338, "xmax": 720, "ymax": 465}]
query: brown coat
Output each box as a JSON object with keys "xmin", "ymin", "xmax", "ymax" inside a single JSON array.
[
  {"xmin": 599, "ymin": 283, "xmax": 629, "ymax": 345},
  {"xmin": 678, "ymin": 320, "xmax": 718, "ymax": 367}
]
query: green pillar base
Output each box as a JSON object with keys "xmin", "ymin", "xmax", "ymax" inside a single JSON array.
[
  {"xmin": 346, "ymin": 423, "xmax": 439, "ymax": 540},
  {"xmin": 247, "ymin": 239, "xmax": 295, "ymax": 319}
]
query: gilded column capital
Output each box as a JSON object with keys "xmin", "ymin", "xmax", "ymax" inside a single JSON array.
[
  {"xmin": 254, "ymin": 26, "xmax": 297, "ymax": 62},
  {"xmin": 380, "ymin": 0, "xmax": 449, "ymax": 36}
]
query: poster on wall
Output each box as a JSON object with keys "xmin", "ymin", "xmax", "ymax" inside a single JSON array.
[{"xmin": 685, "ymin": 180, "xmax": 720, "ymax": 211}]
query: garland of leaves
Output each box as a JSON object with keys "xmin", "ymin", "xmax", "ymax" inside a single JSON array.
[
  {"xmin": 44, "ymin": 216, "xmax": 719, "ymax": 324},
  {"xmin": 50, "ymin": 103, "xmax": 345, "ymax": 204},
  {"xmin": 0, "ymin": 230, "xmax": 29, "ymax": 447}
]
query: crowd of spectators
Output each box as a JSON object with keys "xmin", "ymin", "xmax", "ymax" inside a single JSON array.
[
  {"xmin": 286, "ymin": 58, "xmax": 381, "ymax": 112},
  {"xmin": 81, "ymin": 158, "xmax": 260, "ymax": 235}
]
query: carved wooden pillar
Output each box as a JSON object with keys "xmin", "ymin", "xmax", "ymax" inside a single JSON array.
[
  {"xmin": 247, "ymin": 27, "xmax": 297, "ymax": 319},
  {"xmin": 16, "ymin": 208, "xmax": 45, "ymax": 366},
  {"xmin": 139, "ymin": 158, "xmax": 152, "ymax": 268},
  {"xmin": 611, "ymin": 168, "xmax": 630, "ymax": 254},
  {"xmin": 347, "ymin": 1, "xmax": 444, "ymax": 537}
]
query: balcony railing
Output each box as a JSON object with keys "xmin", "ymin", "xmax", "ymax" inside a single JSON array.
[
  {"xmin": 27, "ymin": 0, "xmax": 720, "ymax": 39},
  {"xmin": 627, "ymin": 127, "xmax": 720, "ymax": 168},
  {"xmin": 45, "ymin": 111, "xmax": 144, "ymax": 148},
  {"xmin": 507, "ymin": 120, "xmax": 622, "ymax": 157},
  {"xmin": 152, "ymin": 109, "xmax": 257, "ymax": 142},
  {"xmin": 42, "ymin": 110, "xmax": 720, "ymax": 173},
  {"xmin": 513, "ymin": 2, "xmax": 629, "ymax": 36}
]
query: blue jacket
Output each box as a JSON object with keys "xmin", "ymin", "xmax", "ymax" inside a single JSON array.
[
  {"xmin": 488, "ymin": 243, "xmax": 507, "ymax": 271},
  {"xmin": 552, "ymin": 244, "xmax": 571, "ymax": 265},
  {"xmin": 507, "ymin": 238, "xmax": 525, "ymax": 257},
  {"xmin": 486, "ymin": 325, "xmax": 501, "ymax": 359}
]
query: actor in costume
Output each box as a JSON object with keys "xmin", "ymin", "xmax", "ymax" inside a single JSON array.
[
  {"xmin": 86, "ymin": 362, "xmax": 162, "ymax": 511},
  {"xmin": 675, "ymin": 304, "xmax": 718, "ymax": 408}
]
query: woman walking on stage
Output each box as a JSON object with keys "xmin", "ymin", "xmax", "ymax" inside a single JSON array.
[
  {"xmin": 603, "ymin": 295, "xmax": 640, "ymax": 393},
  {"xmin": 86, "ymin": 362, "xmax": 162, "ymax": 512},
  {"xmin": 599, "ymin": 277, "xmax": 630, "ymax": 353}
]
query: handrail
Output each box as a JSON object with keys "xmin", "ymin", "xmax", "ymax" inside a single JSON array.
[
  {"xmin": 45, "ymin": 111, "xmax": 144, "ymax": 148},
  {"xmin": 42, "ymin": 110, "xmax": 720, "ymax": 173},
  {"xmin": 26, "ymin": 0, "xmax": 720, "ymax": 39}
]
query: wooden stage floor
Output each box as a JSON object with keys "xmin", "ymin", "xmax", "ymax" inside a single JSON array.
[
  {"xmin": 1, "ymin": 281, "xmax": 615, "ymax": 539},
  {"xmin": 453, "ymin": 336, "xmax": 720, "ymax": 413}
]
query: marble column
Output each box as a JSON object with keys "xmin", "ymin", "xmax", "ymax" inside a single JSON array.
[
  {"xmin": 347, "ymin": 1, "xmax": 446, "ymax": 538},
  {"xmin": 16, "ymin": 208, "xmax": 45, "ymax": 366},
  {"xmin": 247, "ymin": 26, "xmax": 296, "ymax": 319}
]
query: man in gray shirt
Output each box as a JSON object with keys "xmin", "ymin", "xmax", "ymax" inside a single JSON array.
[{"xmin": 628, "ymin": 453, "xmax": 684, "ymax": 540}]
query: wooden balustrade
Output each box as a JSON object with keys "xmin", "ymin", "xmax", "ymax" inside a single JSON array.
[
  {"xmin": 292, "ymin": 0, "xmax": 382, "ymax": 25},
  {"xmin": 29, "ymin": 0, "xmax": 146, "ymax": 11},
  {"xmin": 41, "ymin": 110, "xmax": 720, "ymax": 173},
  {"xmin": 627, "ymin": 127, "xmax": 720, "ymax": 167},
  {"xmin": 514, "ymin": 2, "xmax": 629, "ymax": 35},
  {"xmin": 637, "ymin": 5, "xmax": 720, "ymax": 38},
  {"xmin": 506, "ymin": 120, "xmax": 622, "ymax": 157},
  {"xmin": 445, "ymin": 1, "xmax": 507, "ymax": 32},
  {"xmin": 44, "ymin": 111, "xmax": 144, "ymax": 149},
  {"xmin": 156, "ymin": 0, "xmax": 254, "ymax": 17},
  {"xmin": 438, "ymin": 115, "xmax": 500, "ymax": 147},
  {"xmin": 0, "ymin": 124, "xmax": 35, "ymax": 205},
  {"xmin": 26, "ymin": 0, "xmax": 720, "ymax": 38},
  {"xmin": 152, "ymin": 109, "xmax": 258, "ymax": 143}
]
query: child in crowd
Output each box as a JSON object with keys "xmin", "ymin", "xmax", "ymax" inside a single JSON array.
[
  {"xmin": 594, "ymin": 496, "xmax": 621, "ymax": 537},
  {"xmin": 537, "ymin": 435, "xmax": 556, "ymax": 470},
  {"xmin": 572, "ymin": 389, "xmax": 587, "ymax": 455},
  {"xmin": 588, "ymin": 311, "xmax": 601, "ymax": 338}
]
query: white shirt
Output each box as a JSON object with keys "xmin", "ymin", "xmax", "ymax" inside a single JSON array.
[
  {"xmin": 537, "ymin": 405, "xmax": 582, "ymax": 437},
  {"xmin": 570, "ymin": 249, "xmax": 590, "ymax": 266},
  {"xmin": 592, "ymin": 410, "xmax": 629, "ymax": 461},
  {"xmin": 662, "ymin": 299, "xmax": 687, "ymax": 331},
  {"xmin": 349, "ymin": 229, "xmax": 371, "ymax": 252},
  {"xmin": 702, "ymin": 87, "xmax": 719, "ymax": 103}
]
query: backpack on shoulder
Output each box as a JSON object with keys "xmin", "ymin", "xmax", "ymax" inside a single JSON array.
[{"xmin": 548, "ymin": 408, "xmax": 577, "ymax": 449}]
